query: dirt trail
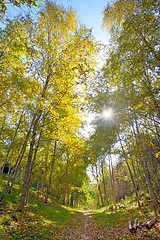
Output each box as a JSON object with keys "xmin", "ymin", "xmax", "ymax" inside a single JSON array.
[
  {"xmin": 56, "ymin": 210, "xmax": 129, "ymax": 239},
  {"xmin": 59, "ymin": 210, "xmax": 104, "ymax": 240},
  {"xmin": 56, "ymin": 210, "xmax": 160, "ymax": 240}
]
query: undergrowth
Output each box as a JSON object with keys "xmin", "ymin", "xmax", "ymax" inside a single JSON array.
[{"xmin": 0, "ymin": 176, "xmax": 159, "ymax": 240}]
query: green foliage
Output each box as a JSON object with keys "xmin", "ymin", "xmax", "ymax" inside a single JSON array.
[
  {"xmin": 0, "ymin": 0, "xmax": 100, "ymax": 211},
  {"xmin": 0, "ymin": 179, "xmax": 80, "ymax": 239},
  {"xmin": 0, "ymin": 215, "xmax": 12, "ymax": 226},
  {"xmin": 92, "ymin": 207, "xmax": 155, "ymax": 240},
  {"xmin": 0, "ymin": 176, "xmax": 159, "ymax": 240},
  {"xmin": 0, "ymin": 0, "xmax": 159, "ymax": 224},
  {"xmin": 87, "ymin": 0, "xmax": 160, "ymax": 215}
]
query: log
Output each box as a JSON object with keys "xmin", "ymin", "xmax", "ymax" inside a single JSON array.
[
  {"xmin": 145, "ymin": 217, "xmax": 157, "ymax": 229},
  {"xmin": 137, "ymin": 219, "xmax": 141, "ymax": 228},
  {"xmin": 129, "ymin": 217, "xmax": 157, "ymax": 233},
  {"xmin": 141, "ymin": 219, "xmax": 150, "ymax": 227},
  {"xmin": 133, "ymin": 218, "xmax": 138, "ymax": 232},
  {"xmin": 129, "ymin": 219, "xmax": 134, "ymax": 233}
]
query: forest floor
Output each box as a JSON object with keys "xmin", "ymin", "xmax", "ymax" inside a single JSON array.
[
  {"xmin": 0, "ymin": 182, "xmax": 160, "ymax": 240},
  {"xmin": 1, "ymin": 203, "xmax": 160, "ymax": 239},
  {"xmin": 55, "ymin": 210, "xmax": 104, "ymax": 239},
  {"xmin": 55, "ymin": 209, "xmax": 160, "ymax": 240}
]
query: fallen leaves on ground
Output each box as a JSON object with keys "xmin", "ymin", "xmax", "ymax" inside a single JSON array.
[
  {"xmin": 1, "ymin": 209, "xmax": 160, "ymax": 239},
  {"xmin": 55, "ymin": 210, "xmax": 160, "ymax": 240}
]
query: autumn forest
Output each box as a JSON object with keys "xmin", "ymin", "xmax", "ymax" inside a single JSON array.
[{"xmin": 0, "ymin": 0, "xmax": 160, "ymax": 239}]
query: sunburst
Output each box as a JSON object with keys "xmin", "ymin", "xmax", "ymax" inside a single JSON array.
[{"xmin": 102, "ymin": 109, "xmax": 112, "ymax": 119}]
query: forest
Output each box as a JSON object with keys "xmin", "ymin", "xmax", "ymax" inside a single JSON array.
[{"xmin": 0, "ymin": 0, "xmax": 160, "ymax": 239}]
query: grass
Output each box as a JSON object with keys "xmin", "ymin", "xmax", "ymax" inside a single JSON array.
[
  {"xmin": 91, "ymin": 197, "xmax": 160, "ymax": 239},
  {"xmin": 93, "ymin": 208, "xmax": 146, "ymax": 227},
  {"xmin": 0, "ymin": 176, "xmax": 159, "ymax": 240},
  {"xmin": 92, "ymin": 192, "xmax": 156, "ymax": 228},
  {"xmin": 0, "ymin": 176, "xmax": 80, "ymax": 240}
]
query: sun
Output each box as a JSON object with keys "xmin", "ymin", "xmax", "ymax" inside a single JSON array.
[{"xmin": 102, "ymin": 109, "xmax": 112, "ymax": 119}]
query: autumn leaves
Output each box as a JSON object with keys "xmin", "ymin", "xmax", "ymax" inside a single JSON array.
[{"xmin": 0, "ymin": 2, "xmax": 99, "ymax": 210}]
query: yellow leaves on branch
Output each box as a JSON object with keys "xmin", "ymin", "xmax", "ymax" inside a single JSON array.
[
  {"xmin": 1, "ymin": 1, "xmax": 99, "ymax": 161},
  {"xmin": 102, "ymin": 0, "xmax": 136, "ymax": 29},
  {"xmin": 30, "ymin": 3, "xmax": 99, "ymax": 150}
]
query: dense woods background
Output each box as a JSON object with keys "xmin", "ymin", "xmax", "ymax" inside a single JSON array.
[{"xmin": 0, "ymin": 0, "xmax": 160, "ymax": 219}]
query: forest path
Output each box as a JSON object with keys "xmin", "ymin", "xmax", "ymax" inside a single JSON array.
[
  {"xmin": 55, "ymin": 209, "xmax": 160, "ymax": 240},
  {"xmin": 56, "ymin": 210, "xmax": 104, "ymax": 240}
]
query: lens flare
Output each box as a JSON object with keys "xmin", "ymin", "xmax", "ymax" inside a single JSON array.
[{"xmin": 102, "ymin": 109, "xmax": 112, "ymax": 119}]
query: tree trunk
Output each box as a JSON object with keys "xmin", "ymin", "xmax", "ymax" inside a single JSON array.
[
  {"xmin": 25, "ymin": 128, "xmax": 43, "ymax": 205},
  {"xmin": 108, "ymin": 155, "xmax": 116, "ymax": 210},
  {"xmin": 17, "ymin": 72, "xmax": 51, "ymax": 210},
  {"xmin": 134, "ymin": 118, "xmax": 159, "ymax": 215},
  {"xmin": 144, "ymin": 69, "xmax": 160, "ymax": 120},
  {"xmin": 95, "ymin": 165, "xmax": 104, "ymax": 207},
  {"xmin": 45, "ymin": 140, "xmax": 57, "ymax": 203},
  {"xmin": 141, "ymin": 156, "xmax": 159, "ymax": 216},
  {"xmin": 101, "ymin": 162, "xmax": 108, "ymax": 207},
  {"xmin": 147, "ymin": 147, "xmax": 160, "ymax": 196},
  {"xmin": 0, "ymin": 115, "xmax": 36, "ymax": 203},
  {"xmin": 130, "ymin": 121, "xmax": 148, "ymax": 196},
  {"xmin": 119, "ymin": 138, "xmax": 141, "ymax": 208},
  {"xmin": 70, "ymin": 192, "xmax": 74, "ymax": 207},
  {"xmin": 9, "ymin": 162, "xmax": 21, "ymax": 195},
  {"xmin": 63, "ymin": 157, "xmax": 69, "ymax": 206},
  {"xmin": 98, "ymin": 183, "xmax": 104, "ymax": 207},
  {"xmin": 18, "ymin": 113, "xmax": 41, "ymax": 212},
  {"xmin": 153, "ymin": 117, "xmax": 160, "ymax": 147},
  {"xmin": 0, "ymin": 111, "xmax": 23, "ymax": 177}
]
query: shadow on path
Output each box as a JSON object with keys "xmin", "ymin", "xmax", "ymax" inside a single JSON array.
[
  {"xmin": 55, "ymin": 210, "xmax": 160, "ymax": 240},
  {"xmin": 56, "ymin": 210, "xmax": 103, "ymax": 240}
]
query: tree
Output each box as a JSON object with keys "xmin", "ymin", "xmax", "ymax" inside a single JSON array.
[
  {"xmin": 0, "ymin": 0, "xmax": 99, "ymax": 211},
  {"xmin": 0, "ymin": 0, "xmax": 37, "ymax": 13},
  {"xmin": 16, "ymin": 2, "xmax": 99, "ymax": 211},
  {"xmin": 98, "ymin": 0, "xmax": 160, "ymax": 214}
]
